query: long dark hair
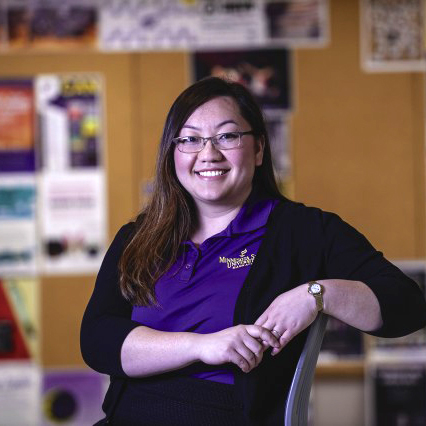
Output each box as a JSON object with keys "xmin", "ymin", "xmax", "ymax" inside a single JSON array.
[{"xmin": 119, "ymin": 77, "xmax": 282, "ymax": 306}]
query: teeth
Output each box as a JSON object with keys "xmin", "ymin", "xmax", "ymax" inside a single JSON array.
[{"xmin": 198, "ymin": 170, "xmax": 225, "ymax": 177}]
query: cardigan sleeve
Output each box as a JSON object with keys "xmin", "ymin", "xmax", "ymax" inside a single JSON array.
[
  {"xmin": 80, "ymin": 223, "xmax": 140, "ymax": 377},
  {"xmin": 322, "ymin": 211, "xmax": 426, "ymax": 338}
]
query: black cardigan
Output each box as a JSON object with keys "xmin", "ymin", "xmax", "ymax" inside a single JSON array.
[{"xmin": 80, "ymin": 198, "xmax": 426, "ymax": 425}]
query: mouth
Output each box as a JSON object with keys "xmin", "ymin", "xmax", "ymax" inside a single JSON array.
[{"xmin": 195, "ymin": 169, "xmax": 229, "ymax": 177}]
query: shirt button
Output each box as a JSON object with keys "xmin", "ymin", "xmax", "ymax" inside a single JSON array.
[{"xmin": 185, "ymin": 264, "xmax": 191, "ymax": 269}]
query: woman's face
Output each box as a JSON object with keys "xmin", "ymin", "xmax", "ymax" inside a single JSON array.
[{"xmin": 173, "ymin": 96, "xmax": 264, "ymax": 211}]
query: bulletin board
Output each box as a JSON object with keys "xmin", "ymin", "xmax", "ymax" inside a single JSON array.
[{"xmin": 0, "ymin": 0, "xmax": 424, "ymax": 372}]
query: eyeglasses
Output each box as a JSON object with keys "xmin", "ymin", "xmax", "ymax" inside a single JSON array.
[{"xmin": 172, "ymin": 131, "xmax": 255, "ymax": 153}]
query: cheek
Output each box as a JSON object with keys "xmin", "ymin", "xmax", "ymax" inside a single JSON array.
[{"xmin": 173, "ymin": 150, "xmax": 191, "ymax": 182}]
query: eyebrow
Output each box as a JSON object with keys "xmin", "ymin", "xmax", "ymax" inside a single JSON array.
[{"xmin": 181, "ymin": 119, "xmax": 238, "ymax": 131}]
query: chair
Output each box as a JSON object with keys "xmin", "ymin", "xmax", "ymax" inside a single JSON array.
[{"xmin": 284, "ymin": 313, "xmax": 329, "ymax": 426}]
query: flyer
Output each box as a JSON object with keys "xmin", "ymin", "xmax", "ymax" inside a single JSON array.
[
  {"xmin": 360, "ymin": 0, "xmax": 426, "ymax": 72},
  {"xmin": 35, "ymin": 74, "xmax": 103, "ymax": 171},
  {"xmin": 263, "ymin": 109, "xmax": 291, "ymax": 182},
  {"xmin": 0, "ymin": 79, "xmax": 36, "ymax": 173},
  {"xmin": 320, "ymin": 316, "xmax": 364, "ymax": 359},
  {"xmin": 6, "ymin": 0, "xmax": 98, "ymax": 51},
  {"xmin": 193, "ymin": 48, "xmax": 292, "ymax": 110},
  {"xmin": 0, "ymin": 277, "xmax": 39, "ymax": 361},
  {"xmin": 41, "ymin": 369, "xmax": 106, "ymax": 426},
  {"xmin": 0, "ymin": 361, "xmax": 41, "ymax": 426},
  {"xmin": 0, "ymin": 175, "xmax": 38, "ymax": 275},
  {"xmin": 366, "ymin": 363, "xmax": 426, "ymax": 426},
  {"xmin": 0, "ymin": 2, "xmax": 6, "ymax": 50},
  {"xmin": 38, "ymin": 170, "xmax": 106, "ymax": 274},
  {"xmin": 264, "ymin": 0, "xmax": 329, "ymax": 47},
  {"xmin": 99, "ymin": 0, "xmax": 328, "ymax": 51}
]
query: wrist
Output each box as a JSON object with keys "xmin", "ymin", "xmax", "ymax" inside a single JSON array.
[{"xmin": 307, "ymin": 281, "xmax": 325, "ymax": 312}]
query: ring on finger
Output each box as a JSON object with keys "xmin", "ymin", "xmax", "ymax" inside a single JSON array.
[{"xmin": 272, "ymin": 329, "xmax": 282, "ymax": 338}]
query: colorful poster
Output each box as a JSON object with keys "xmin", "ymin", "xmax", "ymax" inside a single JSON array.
[
  {"xmin": 360, "ymin": 0, "xmax": 426, "ymax": 72},
  {"xmin": 0, "ymin": 361, "xmax": 41, "ymax": 426},
  {"xmin": 41, "ymin": 369, "xmax": 106, "ymax": 426},
  {"xmin": 193, "ymin": 48, "xmax": 292, "ymax": 110},
  {"xmin": 38, "ymin": 170, "xmax": 106, "ymax": 274},
  {"xmin": 0, "ymin": 175, "xmax": 38, "ymax": 275},
  {"xmin": 0, "ymin": 79, "xmax": 36, "ymax": 173},
  {"xmin": 0, "ymin": 277, "xmax": 39, "ymax": 361},
  {"xmin": 99, "ymin": 0, "xmax": 328, "ymax": 51},
  {"xmin": 36, "ymin": 74, "xmax": 103, "ymax": 171},
  {"xmin": 6, "ymin": 0, "xmax": 98, "ymax": 51}
]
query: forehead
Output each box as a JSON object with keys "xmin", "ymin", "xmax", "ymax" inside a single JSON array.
[{"xmin": 183, "ymin": 96, "xmax": 244, "ymax": 126}]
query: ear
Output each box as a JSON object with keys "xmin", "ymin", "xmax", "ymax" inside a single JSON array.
[{"xmin": 255, "ymin": 136, "xmax": 265, "ymax": 166}]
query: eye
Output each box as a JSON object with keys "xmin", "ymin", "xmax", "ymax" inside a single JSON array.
[
  {"xmin": 178, "ymin": 136, "xmax": 201, "ymax": 144},
  {"xmin": 218, "ymin": 132, "xmax": 239, "ymax": 141}
]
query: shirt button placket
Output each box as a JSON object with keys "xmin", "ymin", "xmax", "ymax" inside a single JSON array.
[{"xmin": 180, "ymin": 245, "xmax": 199, "ymax": 281}]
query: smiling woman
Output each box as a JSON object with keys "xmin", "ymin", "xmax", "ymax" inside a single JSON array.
[
  {"xmin": 173, "ymin": 96, "xmax": 264, "ymax": 228},
  {"xmin": 80, "ymin": 77, "xmax": 426, "ymax": 426}
]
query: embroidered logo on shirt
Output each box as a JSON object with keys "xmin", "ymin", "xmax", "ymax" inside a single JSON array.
[{"xmin": 219, "ymin": 249, "xmax": 256, "ymax": 269}]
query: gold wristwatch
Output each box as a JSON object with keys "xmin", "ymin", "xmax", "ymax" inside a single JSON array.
[{"xmin": 308, "ymin": 281, "xmax": 324, "ymax": 312}]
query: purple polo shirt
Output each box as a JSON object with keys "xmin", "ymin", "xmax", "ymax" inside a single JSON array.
[{"xmin": 131, "ymin": 194, "xmax": 278, "ymax": 384}]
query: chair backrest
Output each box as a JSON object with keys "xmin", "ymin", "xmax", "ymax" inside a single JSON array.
[{"xmin": 284, "ymin": 313, "xmax": 329, "ymax": 426}]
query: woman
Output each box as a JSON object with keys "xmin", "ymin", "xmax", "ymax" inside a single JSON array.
[{"xmin": 81, "ymin": 77, "xmax": 426, "ymax": 425}]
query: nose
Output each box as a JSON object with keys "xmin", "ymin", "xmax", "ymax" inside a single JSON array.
[{"xmin": 197, "ymin": 139, "xmax": 223, "ymax": 161}]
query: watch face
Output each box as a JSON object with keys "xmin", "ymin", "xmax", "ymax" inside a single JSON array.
[{"xmin": 310, "ymin": 283, "xmax": 321, "ymax": 294}]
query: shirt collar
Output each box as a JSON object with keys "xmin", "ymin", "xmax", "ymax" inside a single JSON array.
[
  {"xmin": 225, "ymin": 189, "xmax": 278, "ymax": 235},
  {"xmin": 182, "ymin": 186, "xmax": 280, "ymax": 248}
]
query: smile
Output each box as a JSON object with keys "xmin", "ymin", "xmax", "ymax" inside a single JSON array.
[{"xmin": 197, "ymin": 170, "xmax": 228, "ymax": 177}]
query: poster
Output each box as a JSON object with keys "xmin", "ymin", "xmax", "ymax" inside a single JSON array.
[
  {"xmin": 192, "ymin": 48, "xmax": 293, "ymax": 195},
  {"xmin": 6, "ymin": 0, "xmax": 98, "ymax": 51},
  {"xmin": 0, "ymin": 79, "xmax": 36, "ymax": 173},
  {"xmin": 360, "ymin": 0, "xmax": 426, "ymax": 72},
  {"xmin": 41, "ymin": 369, "xmax": 106, "ymax": 426},
  {"xmin": 38, "ymin": 170, "xmax": 106, "ymax": 274},
  {"xmin": 0, "ymin": 2, "xmax": 6, "ymax": 50},
  {"xmin": 366, "ymin": 363, "xmax": 426, "ymax": 426},
  {"xmin": 36, "ymin": 73, "xmax": 103, "ymax": 171},
  {"xmin": 0, "ymin": 175, "xmax": 38, "ymax": 275},
  {"xmin": 320, "ymin": 316, "xmax": 364, "ymax": 359},
  {"xmin": 0, "ymin": 277, "xmax": 39, "ymax": 361},
  {"xmin": 99, "ymin": 0, "xmax": 328, "ymax": 51},
  {"xmin": 0, "ymin": 361, "xmax": 41, "ymax": 426},
  {"xmin": 264, "ymin": 0, "xmax": 329, "ymax": 47},
  {"xmin": 263, "ymin": 109, "xmax": 291, "ymax": 183},
  {"xmin": 193, "ymin": 48, "xmax": 292, "ymax": 110}
]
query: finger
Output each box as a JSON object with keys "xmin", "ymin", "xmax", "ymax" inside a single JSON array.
[
  {"xmin": 235, "ymin": 345, "xmax": 258, "ymax": 371},
  {"xmin": 271, "ymin": 329, "xmax": 294, "ymax": 356},
  {"xmin": 254, "ymin": 313, "xmax": 267, "ymax": 326},
  {"xmin": 257, "ymin": 327, "xmax": 280, "ymax": 348},
  {"xmin": 243, "ymin": 336, "xmax": 264, "ymax": 358},
  {"xmin": 229, "ymin": 349, "xmax": 251, "ymax": 373}
]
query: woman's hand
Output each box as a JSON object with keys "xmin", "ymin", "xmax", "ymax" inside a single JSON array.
[
  {"xmin": 255, "ymin": 285, "xmax": 318, "ymax": 356},
  {"xmin": 195, "ymin": 325, "xmax": 280, "ymax": 373}
]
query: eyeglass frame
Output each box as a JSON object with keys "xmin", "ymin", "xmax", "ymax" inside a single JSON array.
[{"xmin": 171, "ymin": 130, "xmax": 256, "ymax": 153}]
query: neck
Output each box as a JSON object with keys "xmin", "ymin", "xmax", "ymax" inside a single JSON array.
[
  {"xmin": 191, "ymin": 203, "xmax": 243, "ymax": 245},
  {"xmin": 190, "ymin": 185, "xmax": 253, "ymax": 245}
]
